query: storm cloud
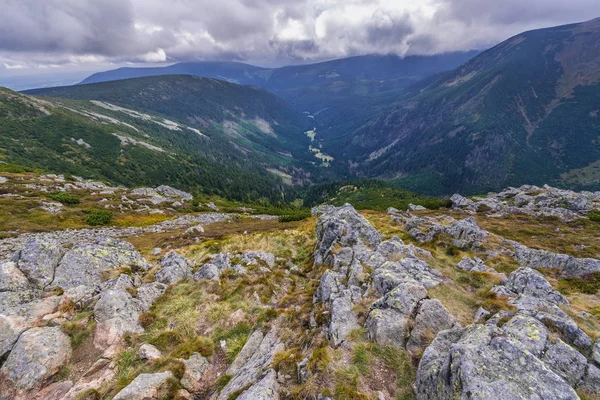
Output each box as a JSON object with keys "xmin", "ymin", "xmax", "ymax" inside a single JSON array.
[{"xmin": 1, "ymin": 0, "xmax": 600, "ymax": 70}]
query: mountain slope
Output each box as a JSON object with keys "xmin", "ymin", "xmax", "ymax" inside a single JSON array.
[
  {"xmin": 339, "ymin": 18, "xmax": 600, "ymax": 195},
  {"xmin": 24, "ymin": 75, "xmax": 321, "ymax": 173},
  {"xmin": 1, "ymin": 81, "xmax": 313, "ymax": 201},
  {"xmin": 80, "ymin": 61, "xmax": 270, "ymax": 86}
]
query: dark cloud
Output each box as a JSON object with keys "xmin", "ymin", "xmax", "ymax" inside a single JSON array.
[{"xmin": 0, "ymin": 0, "xmax": 599, "ymax": 70}]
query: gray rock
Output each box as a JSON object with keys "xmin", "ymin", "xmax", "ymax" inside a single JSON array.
[
  {"xmin": 0, "ymin": 260, "xmax": 31, "ymax": 292},
  {"xmin": 0, "ymin": 316, "xmax": 25, "ymax": 361},
  {"xmin": 151, "ymin": 248, "xmax": 162, "ymax": 256},
  {"xmin": 138, "ymin": 344, "xmax": 162, "ymax": 361},
  {"xmin": 314, "ymin": 270, "xmax": 343, "ymax": 303},
  {"xmin": 513, "ymin": 243, "xmax": 600, "ymax": 278},
  {"xmin": 535, "ymin": 312, "xmax": 593, "ymax": 351},
  {"xmin": 0, "ymin": 326, "xmax": 71, "ymax": 393},
  {"xmin": 543, "ymin": 339, "xmax": 588, "ymax": 386},
  {"xmin": 193, "ymin": 264, "xmax": 221, "ymax": 281},
  {"xmin": 506, "ymin": 267, "xmax": 568, "ymax": 306},
  {"xmin": 445, "ymin": 217, "xmax": 489, "ymax": 248},
  {"xmin": 593, "ymin": 339, "xmax": 600, "ymax": 366},
  {"xmin": 53, "ymin": 238, "xmax": 147, "ymax": 289},
  {"xmin": 474, "ymin": 306, "xmax": 491, "ymax": 322},
  {"xmin": 218, "ymin": 330, "xmax": 283, "ymax": 400},
  {"xmin": 314, "ymin": 204, "xmax": 381, "ymax": 266},
  {"xmin": 408, "ymin": 203, "xmax": 426, "ymax": 211},
  {"xmin": 406, "ymin": 299, "xmax": 458, "ymax": 354},
  {"xmin": 416, "ymin": 324, "xmax": 579, "ymax": 400},
  {"xmin": 403, "ymin": 215, "xmax": 445, "ymax": 243},
  {"xmin": 112, "ymin": 371, "xmax": 174, "ymax": 400},
  {"xmin": 155, "ymin": 185, "xmax": 193, "ymax": 201},
  {"xmin": 15, "ymin": 239, "xmax": 64, "ymax": 288},
  {"xmin": 155, "ymin": 252, "xmax": 193, "ymax": 285},
  {"xmin": 136, "ymin": 282, "xmax": 167, "ymax": 311},
  {"xmin": 456, "ymin": 257, "xmax": 492, "ymax": 273},
  {"xmin": 237, "ymin": 369, "xmax": 279, "ymax": 400},
  {"xmin": 371, "ymin": 282, "xmax": 427, "ymax": 316},
  {"xmin": 450, "ymin": 194, "xmax": 476, "ymax": 210},
  {"xmin": 579, "ymin": 364, "xmax": 600, "ymax": 395},
  {"xmin": 32, "ymin": 380, "xmax": 73, "ymax": 400},
  {"xmin": 502, "ymin": 314, "xmax": 548, "ymax": 357},
  {"xmin": 328, "ymin": 291, "xmax": 360, "ymax": 346},
  {"xmin": 93, "ymin": 289, "xmax": 144, "ymax": 350},
  {"xmin": 180, "ymin": 353, "xmax": 209, "ymax": 392},
  {"xmin": 210, "ymin": 253, "xmax": 232, "ymax": 271},
  {"xmin": 366, "ymin": 308, "xmax": 410, "ymax": 347},
  {"xmin": 311, "ymin": 204, "xmax": 335, "ymax": 216},
  {"xmin": 226, "ymin": 330, "xmax": 264, "ymax": 376},
  {"xmin": 372, "ymin": 259, "xmax": 442, "ymax": 294}
]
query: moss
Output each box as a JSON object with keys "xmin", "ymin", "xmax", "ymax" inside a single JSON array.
[{"xmin": 215, "ymin": 374, "xmax": 233, "ymax": 391}]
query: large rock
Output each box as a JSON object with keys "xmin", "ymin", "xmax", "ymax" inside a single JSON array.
[
  {"xmin": 136, "ymin": 282, "xmax": 167, "ymax": 311},
  {"xmin": 0, "ymin": 261, "xmax": 31, "ymax": 292},
  {"xmin": 542, "ymin": 339, "xmax": 588, "ymax": 386},
  {"xmin": 0, "ymin": 327, "xmax": 71, "ymax": 394},
  {"xmin": 501, "ymin": 314, "xmax": 548, "ymax": 357},
  {"xmin": 112, "ymin": 371, "xmax": 174, "ymax": 400},
  {"xmin": 237, "ymin": 369, "xmax": 279, "ymax": 400},
  {"xmin": 366, "ymin": 308, "xmax": 410, "ymax": 347},
  {"xmin": 180, "ymin": 353, "xmax": 209, "ymax": 392},
  {"xmin": 371, "ymin": 282, "xmax": 427, "ymax": 316},
  {"xmin": 53, "ymin": 238, "xmax": 147, "ymax": 289},
  {"xmin": 505, "ymin": 267, "xmax": 568, "ymax": 306},
  {"xmin": 93, "ymin": 289, "xmax": 144, "ymax": 350},
  {"xmin": 15, "ymin": 240, "xmax": 64, "ymax": 288},
  {"xmin": 328, "ymin": 291, "xmax": 360, "ymax": 347},
  {"xmin": 314, "ymin": 270, "xmax": 343, "ymax": 303},
  {"xmin": 155, "ymin": 252, "xmax": 192, "ymax": 285},
  {"xmin": 0, "ymin": 316, "xmax": 26, "ymax": 361},
  {"xmin": 406, "ymin": 299, "xmax": 458, "ymax": 354},
  {"xmin": 314, "ymin": 204, "xmax": 381, "ymax": 266},
  {"xmin": 218, "ymin": 330, "xmax": 283, "ymax": 400},
  {"xmin": 416, "ymin": 324, "xmax": 579, "ymax": 400},
  {"xmin": 192, "ymin": 264, "xmax": 220, "ymax": 281},
  {"xmin": 372, "ymin": 259, "xmax": 442, "ymax": 294},
  {"xmin": 444, "ymin": 217, "xmax": 489, "ymax": 248},
  {"xmin": 155, "ymin": 185, "xmax": 193, "ymax": 201}
]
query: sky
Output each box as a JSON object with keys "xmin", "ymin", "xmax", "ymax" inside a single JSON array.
[{"xmin": 1, "ymin": 0, "xmax": 600, "ymax": 89}]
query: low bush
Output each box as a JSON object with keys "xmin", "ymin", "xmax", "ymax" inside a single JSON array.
[
  {"xmin": 589, "ymin": 210, "xmax": 600, "ymax": 222},
  {"xmin": 49, "ymin": 191, "xmax": 80, "ymax": 205},
  {"xmin": 86, "ymin": 209, "xmax": 113, "ymax": 226}
]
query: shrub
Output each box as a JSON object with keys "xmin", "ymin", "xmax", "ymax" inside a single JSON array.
[
  {"xmin": 86, "ymin": 209, "xmax": 113, "ymax": 226},
  {"xmin": 279, "ymin": 210, "xmax": 311, "ymax": 223},
  {"xmin": 49, "ymin": 191, "xmax": 80, "ymax": 205},
  {"xmin": 589, "ymin": 210, "xmax": 600, "ymax": 222}
]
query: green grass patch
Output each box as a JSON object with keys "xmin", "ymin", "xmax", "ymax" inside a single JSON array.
[{"xmin": 49, "ymin": 191, "xmax": 80, "ymax": 205}]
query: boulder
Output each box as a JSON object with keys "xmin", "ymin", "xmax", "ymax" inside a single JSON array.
[
  {"xmin": 542, "ymin": 339, "xmax": 588, "ymax": 386},
  {"xmin": 501, "ymin": 314, "xmax": 548, "ymax": 357},
  {"xmin": 155, "ymin": 252, "xmax": 193, "ymax": 285},
  {"xmin": 371, "ymin": 282, "xmax": 427, "ymax": 316},
  {"xmin": 138, "ymin": 344, "xmax": 162, "ymax": 361},
  {"xmin": 93, "ymin": 289, "xmax": 144, "ymax": 350},
  {"xmin": 444, "ymin": 217, "xmax": 489, "ymax": 248},
  {"xmin": 406, "ymin": 299, "xmax": 458, "ymax": 354},
  {"xmin": 505, "ymin": 267, "xmax": 568, "ymax": 306},
  {"xmin": 112, "ymin": 371, "xmax": 174, "ymax": 400},
  {"xmin": 372, "ymin": 259, "xmax": 442, "ymax": 294},
  {"xmin": 226, "ymin": 331, "xmax": 264, "ymax": 376},
  {"xmin": 53, "ymin": 238, "xmax": 147, "ymax": 289},
  {"xmin": 456, "ymin": 257, "xmax": 492, "ymax": 273},
  {"xmin": 0, "ymin": 327, "xmax": 71, "ymax": 394},
  {"xmin": 155, "ymin": 185, "xmax": 193, "ymax": 201},
  {"xmin": 513, "ymin": 243, "xmax": 600, "ymax": 278},
  {"xmin": 136, "ymin": 282, "xmax": 167, "ymax": 311},
  {"xmin": 328, "ymin": 291, "xmax": 360, "ymax": 347},
  {"xmin": 415, "ymin": 324, "xmax": 579, "ymax": 400},
  {"xmin": 366, "ymin": 308, "xmax": 410, "ymax": 347},
  {"xmin": 193, "ymin": 264, "xmax": 220, "ymax": 281},
  {"xmin": 15, "ymin": 240, "xmax": 64, "ymax": 288},
  {"xmin": 180, "ymin": 353, "xmax": 209, "ymax": 392},
  {"xmin": 313, "ymin": 270, "xmax": 343, "ymax": 303},
  {"xmin": 0, "ymin": 315, "xmax": 26, "ymax": 360},
  {"xmin": 0, "ymin": 261, "xmax": 31, "ymax": 292}
]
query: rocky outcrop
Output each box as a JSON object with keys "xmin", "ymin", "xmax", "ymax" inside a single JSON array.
[
  {"xmin": 417, "ymin": 264, "xmax": 599, "ymax": 398},
  {"xmin": 451, "ymin": 184, "xmax": 600, "ymax": 221},
  {"xmin": 406, "ymin": 299, "xmax": 459, "ymax": 354},
  {"xmin": 512, "ymin": 241, "xmax": 600, "ymax": 278},
  {"xmin": 180, "ymin": 353, "xmax": 210, "ymax": 392},
  {"xmin": 14, "ymin": 239, "xmax": 64, "ymax": 288}
]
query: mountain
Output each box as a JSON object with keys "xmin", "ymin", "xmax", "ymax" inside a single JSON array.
[
  {"xmin": 79, "ymin": 53, "xmax": 479, "ymax": 92},
  {"xmin": 4, "ymin": 76, "xmax": 317, "ymax": 201},
  {"xmin": 335, "ymin": 18, "xmax": 600, "ymax": 195},
  {"xmin": 80, "ymin": 61, "xmax": 270, "ymax": 86}
]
